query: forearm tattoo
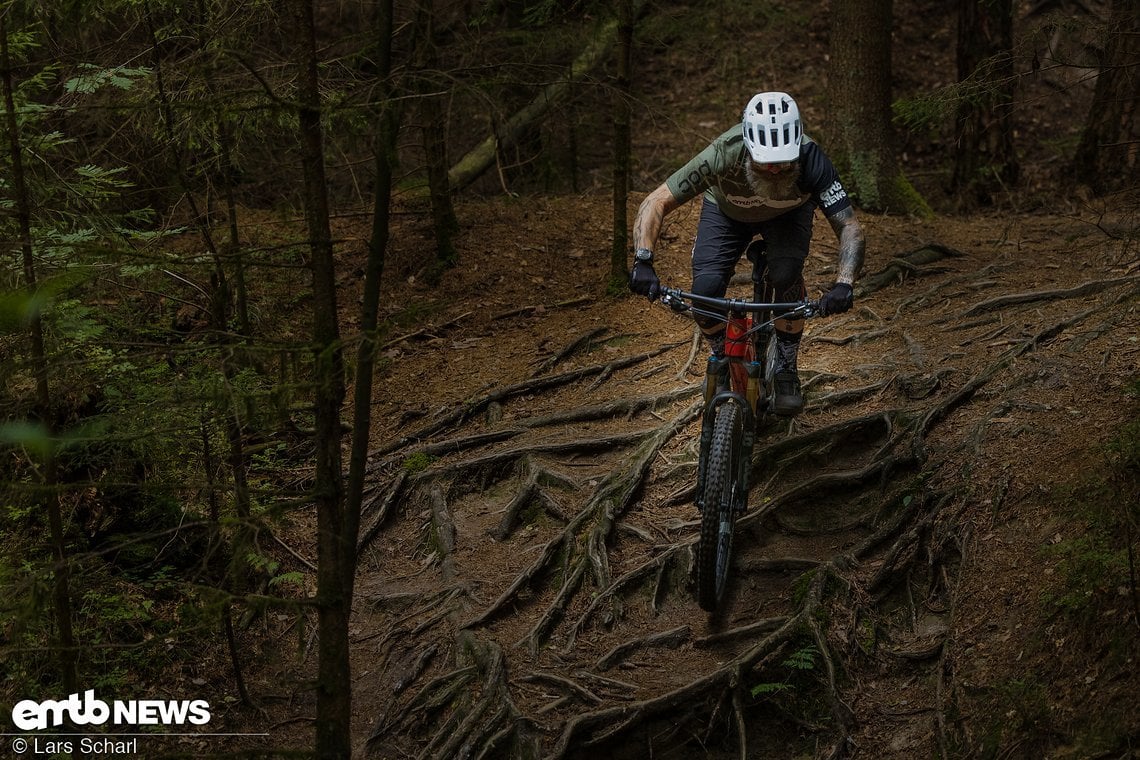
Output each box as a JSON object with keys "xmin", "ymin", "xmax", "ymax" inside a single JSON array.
[
  {"xmin": 827, "ymin": 207, "xmax": 865, "ymax": 285},
  {"xmin": 633, "ymin": 184, "xmax": 678, "ymax": 252},
  {"xmin": 633, "ymin": 205, "xmax": 661, "ymax": 251}
]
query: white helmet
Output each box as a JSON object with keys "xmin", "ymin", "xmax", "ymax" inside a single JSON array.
[{"xmin": 742, "ymin": 92, "xmax": 802, "ymax": 163}]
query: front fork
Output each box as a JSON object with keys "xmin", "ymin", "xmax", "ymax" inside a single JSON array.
[{"xmin": 695, "ymin": 356, "xmax": 759, "ymax": 513}]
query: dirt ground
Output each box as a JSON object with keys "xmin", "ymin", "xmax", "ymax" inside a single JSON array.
[
  {"xmin": 196, "ymin": 193, "xmax": 1139, "ymax": 758},
  {"xmin": 298, "ymin": 191, "xmax": 1135, "ymax": 760},
  {"xmin": 207, "ymin": 2, "xmax": 1140, "ymax": 758}
]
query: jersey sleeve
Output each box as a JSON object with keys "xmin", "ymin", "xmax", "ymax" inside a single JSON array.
[
  {"xmin": 664, "ymin": 128, "xmax": 738, "ymax": 204},
  {"xmin": 800, "ymin": 141, "xmax": 852, "ymax": 218}
]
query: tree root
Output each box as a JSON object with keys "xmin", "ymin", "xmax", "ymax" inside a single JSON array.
[
  {"xmin": 358, "ymin": 468, "xmax": 408, "ymax": 553},
  {"xmin": 856, "ymin": 244, "xmax": 964, "ymax": 297},
  {"xmin": 546, "ymin": 577, "xmax": 818, "ymax": 758},
  {"xmin": 960, "ymin": 274, "xmax": 1139, "ymax": 317},
  {"xmin": 594, "ymin": 624, "xmax": 691, "ymax": 671},
  {"xmin": 360, "ymin": 280, "xmax": 1139, "ymax": 757},
  {"xmin": 547, "ymin": 469, "xmax": 955, "ymax": 758},
  {"xmin": 489, "ymin": 455, "xmax": 576, "ymax": 541},
  {"xmin": 369, "ymin": 342, "xmax": 686, "ymax": 461},
  {"xmin": 368, "ymin": 488, "xmax": 539, "ymax": 759},
  {"xmin": 531, "ymin": 327, "xmax": 609, "ymax": 377},
  {"xmin": 461, "ymin": 400, "xmax": 701, "ymax": 652}
]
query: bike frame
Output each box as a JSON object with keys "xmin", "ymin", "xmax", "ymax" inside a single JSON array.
[
  {"xmin": 659, "ymin": 283, "xmax": 817, "ymax": 610},
  {"xmin": 663, "ymin": 288, "xmax": 811, "ymax": 514}
]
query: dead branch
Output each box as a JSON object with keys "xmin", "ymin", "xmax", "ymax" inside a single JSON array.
[{"xmin": 447, "ymin": 0, "xmax": 650, "ymax": 191}]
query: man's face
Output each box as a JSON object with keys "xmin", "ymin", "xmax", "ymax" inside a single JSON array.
[{"xmin": 745, "ymin": 159, "xmax": 801, "ymax": 200}]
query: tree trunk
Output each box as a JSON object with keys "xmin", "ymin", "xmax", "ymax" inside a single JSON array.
[
  {"xmin": 611, "ymin": 0, "xmax": 634, "ymax": 290},
  {"xmin": 952, "ymin": 0, "xmax": 1019, "ymax": 207},
  {"xmin": 1072, "ymin": 0, "xmax": 1139, "ymax": 193},
  {"xmin": 415, "ymin": 0, "xmax": 459, "ymax": 281},
  {"xmin": 827, "ymin": 0, "xmax": 929, "ymax": 215},
  {"xmin": 0, "ymin": 11, "xmax": 78, "ymax": 699},
  {"xmin": 344, "ymin": 0, "xmax": 398, "ymax": 609},
  {"xmin": 292, "ymin": 0, "xmax": 351, "ymax": 756}
]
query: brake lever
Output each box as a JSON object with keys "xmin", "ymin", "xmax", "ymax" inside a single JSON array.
[{"xmin": 659, "ymin": 290, "xmax": 689, "ymax": 314}]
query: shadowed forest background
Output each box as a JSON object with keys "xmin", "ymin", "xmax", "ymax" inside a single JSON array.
[{"xmin": 1, "ymin": 0, "xmax": 1138, "ymax": 758}]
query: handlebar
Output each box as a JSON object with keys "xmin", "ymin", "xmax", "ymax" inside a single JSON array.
[{"xmin": 658, "ymin": 286, "xmax": 819, "ymax": 322}]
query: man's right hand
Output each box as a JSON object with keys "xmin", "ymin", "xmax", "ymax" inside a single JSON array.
[{"xmin": 629, "ymin": 261, "xmax": 661, "ymax": 300}]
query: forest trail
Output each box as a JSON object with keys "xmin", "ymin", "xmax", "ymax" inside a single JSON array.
[{"xmin": 303, "ymin": 197, "xmax": 1140, "ymax": 758}]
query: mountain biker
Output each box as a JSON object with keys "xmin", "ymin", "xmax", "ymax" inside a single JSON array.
[{"xmin": 628, "ymin": 92, "xmax": 865, "ymax": 416}]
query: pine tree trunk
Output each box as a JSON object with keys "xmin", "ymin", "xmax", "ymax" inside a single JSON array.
[
  {"xmin": 952, "ymin": 0, "xmax": 1019, "ymax": 207},
  {"xmin": 0, "ymin": 12, "xmax": 78, "ymax": 699},
  {"xmin": 611, "ymin": 0, "xmax": 634, "ymax": 289},
  {"xmin": 292, "ymin": 0, "xmax": 351, "ymax": 756},
  {"xmin": 345, "ymin": 0, "xmax": 398, "ymax": 594},
  {"xmin": 1073, "ymin": 0, "xmax": 1140, "ymax": 193},
  {"xmin": 827, "ymin": 0, "xmax": 928, "ymax": 214},
  {"xmin": 415, "ymin": 0, "xmax": 459, "ymax": 280}
]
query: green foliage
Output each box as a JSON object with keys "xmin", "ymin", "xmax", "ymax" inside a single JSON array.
[
  {"xmin": 892, "ymin": 48, "xmax": 1016, "ymax": 134},
  {"xmin": 64, "ymin": 63, "xmax": 151, "ymax": 94},
  {"xmin": 750, "ymin": 643, "xmax": 819, "ymax": 698},
  {"xmin": 403, "ymin": 452, "xmax": 436, "ymax": 474}
]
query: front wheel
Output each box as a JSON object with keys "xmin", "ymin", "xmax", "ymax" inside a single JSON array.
[{"xmin": 696, "ymin": 401, "xmax": 745, "ymax": 611}]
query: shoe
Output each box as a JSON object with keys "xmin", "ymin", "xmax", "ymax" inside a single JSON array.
[{"xmin": 770, "ymin": 339, "xmax": 803, "ymax": 416}]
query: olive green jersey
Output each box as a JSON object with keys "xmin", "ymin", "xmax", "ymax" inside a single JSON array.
[{"xmin": 664, "ymin": 126, "xmax": 851, "ymax": 223}]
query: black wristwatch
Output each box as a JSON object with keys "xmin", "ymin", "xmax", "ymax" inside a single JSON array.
[{"xmin": 634, "ymin": 248, "xmax": 654, "ymax": 264}]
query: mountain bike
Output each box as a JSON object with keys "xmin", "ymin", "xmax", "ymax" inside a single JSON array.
[{"xmin": 659, "ymin": 277, "xmax": 817, "ymax": 612}]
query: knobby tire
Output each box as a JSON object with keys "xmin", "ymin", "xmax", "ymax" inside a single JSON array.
[{"xmin": 696, "ymin": 402, "xmax": 744, "ymax": 611}]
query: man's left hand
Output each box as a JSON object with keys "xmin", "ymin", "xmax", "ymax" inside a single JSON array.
[{"xmin": 818, "ymin": 282, "xmax": 853, "ymax": 316}]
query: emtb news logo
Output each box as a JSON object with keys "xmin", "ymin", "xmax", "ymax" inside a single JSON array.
[{"xmin": 11, "ymin": 690, "xmax": 211, "ymax": 730}]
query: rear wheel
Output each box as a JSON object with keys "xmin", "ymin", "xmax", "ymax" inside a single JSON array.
[{"xmin": 696, "ymin": 402, "xmax": 744, "ymax": 611}]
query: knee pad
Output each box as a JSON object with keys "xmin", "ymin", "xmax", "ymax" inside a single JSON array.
[
  {"xmin": 766, "ymin": 259, "xmax": 806, "ymax": 302},
  {"xmin": 692, "ymin": 272, "xmax": 728, "ymax": 299},
  {"xmin": 691, "ymin": 272, "xmax": 729, "ymax": 330}
]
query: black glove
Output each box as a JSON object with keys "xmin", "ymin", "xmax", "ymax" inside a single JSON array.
[
  {"xmin": 818, "ymin": 282, "xmax": 853, "ymax": 316},
  {"xmin": 629, "ymin": 261, "xmax": 661, "ymax": 300}
]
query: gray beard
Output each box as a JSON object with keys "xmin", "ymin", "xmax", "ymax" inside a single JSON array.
[{"xmin": 745, "ymin": 162, "xmax": 802, "ymax": 201}]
